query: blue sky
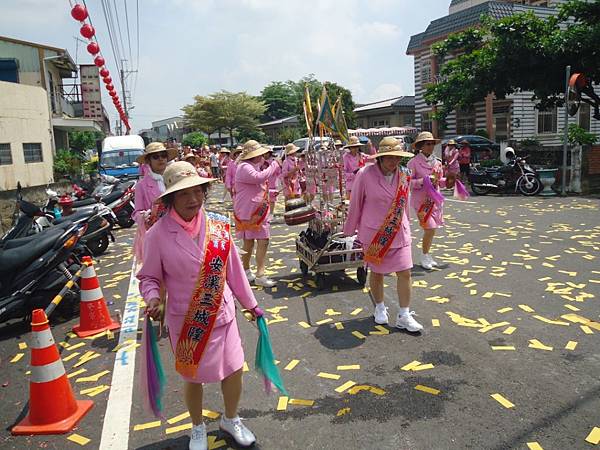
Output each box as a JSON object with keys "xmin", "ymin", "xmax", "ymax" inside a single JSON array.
[{"xmin": 0, "ymin": 0, "xmax": 449, "ymax": 132}]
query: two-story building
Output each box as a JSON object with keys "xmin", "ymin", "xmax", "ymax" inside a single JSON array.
[
  {"xmin": 407, "ymin": 1, "xmax": 600, "ymax": 147},
  {"xmin": 0, "ymin": 36, "xmax": 108, "ymax": 190},
  {"xmin": 353, "ymin": 96, "xmax": 415, "ymax": 129}
]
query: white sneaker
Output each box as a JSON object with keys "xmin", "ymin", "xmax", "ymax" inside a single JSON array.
[
  {"xmin": 245, "ymin": 269, "xmax": 255, "ymax": 282},
  {"xmin": 420, "ymin": 253, "xmax": 433, "ymax": 270},
  {"xmin": 255, "ymin": 276, "xmax": 276, "ymax": 288},
  {"xmin": 189, "ymin": 423, "xmax": 207, "ymax": 450},
  {"xmin": 219, "ymin": 416, "xmax": 256, "ymax": 447},
  {"xmin": 429, "ymin": 254, "xmax": 439, "ymax": 267},
  {"xmin": 396, "ymin": 311, "xmax": 424, "ymax": 332},
  {"xmin": 373, "ymin": 303, "xmax": 389, "ymax": 325}
]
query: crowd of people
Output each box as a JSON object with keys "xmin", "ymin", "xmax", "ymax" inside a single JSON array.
[{"xmin": 131, "ymin": 132, "xmax": 459, "ymax": 450}]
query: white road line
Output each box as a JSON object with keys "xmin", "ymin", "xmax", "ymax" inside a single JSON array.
[
  {"xmin": 445, "ymin": 198, "xmax": 477, "ymax": 204},
  {"xmin": 99, "ymin": 259, "xmax": 141, "ymax": 450}
]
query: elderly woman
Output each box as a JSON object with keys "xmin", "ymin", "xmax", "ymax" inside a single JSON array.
[
  {"xmin": 132, "ymin": 142, "xmax": 178, "ymax": 262},
  {"xmin": 443, "ymin": 139, "xmax": 460, "ymax": 189},
  {"xmin": 281, "ymin": 143, "xmax": 301, "ymax": 200},
  {"xmin": 260, "ymin": 148, "xmax": 281, "ymax": 221},
  {"xmin": 407, "ymin": 132, "xmax": 445, "ymax": 271},
  {"xmin": 138, "ymin": 161, "xmax": 262, "ymax": 450},
  {"xmin": 224, "ymin": 146, "xmax": 242, "ymax": 204},
  {"xmin": 220, "ymin": 148, "xmax": 231, "ymax": 197},
  {"xmin": 342, "ymin": 136, "xmax": 365, "ymax": 199},
  {"xmin": 234, "ymin": 140, "xmax": 282, "ymax": 288},
  {"xmin": 344, "ymin": 137, "xmax": 423, "ymax": 332}
]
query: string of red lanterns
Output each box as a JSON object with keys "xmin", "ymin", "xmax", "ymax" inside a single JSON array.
[{"xmin": 70, "ymin": 3, "xmax": 130, "ymax": 132}]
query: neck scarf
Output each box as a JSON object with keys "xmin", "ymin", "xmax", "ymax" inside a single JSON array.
[
  {"xmin": 149, "ymin": 168, "xmax": 166, "ymax": 193},
  {"xmin": 169, "ymin": 207, "xmax": 202, "ymax": 238}
]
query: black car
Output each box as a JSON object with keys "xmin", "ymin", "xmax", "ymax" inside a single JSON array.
[{"xmin": 443, "ymin": 135, "xmax": 500, "ymax": 162}]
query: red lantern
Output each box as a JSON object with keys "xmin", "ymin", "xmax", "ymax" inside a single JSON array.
[
  {"xmin": 80, "ymin": 24, "xmax": 95, "ymax": 39},
  {"xmin": 71, "ymin": 4, "xmax": 88, "ymax": 21},
  {"xmin": 100, "ymin": 68, "xmax": 109, "ymax": 77},
  {"xmin": 86, "ymin": 42, "xmax": 100, "ymax": 55},
  {"xmin": 109, "ymin": 91, "xmax": 117, "ymax": 97},
  {"xmin": 106, "ymin": 84, "xmax": 115, "ymax": 91},
  {"xmin": 103, "ymin": 76, "xmax": 112, "ymax": 84},
  {"xmin": 94, "ymin": 56, "xmax": 105, "ymax": 67}
]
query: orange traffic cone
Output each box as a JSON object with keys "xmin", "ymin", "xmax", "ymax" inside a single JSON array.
[
  {"xmin": 12, "ymin": 309, "xmax": 93, "ymax": 435},
  {"xmin": 73, "ymin": 255, "xmax": 120, "ymax": 338}
]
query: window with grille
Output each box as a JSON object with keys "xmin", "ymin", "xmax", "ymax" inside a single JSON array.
[
  {"xmin": 456, "ymin": 107, "xmax": 476, "ymax": 135},
  {"xmin": 421, "ymin": 60, "xmax": 432, "ymax": 85},
  {"xmin": 0, "ymin": 143, "xmax": 12, "ymax": 165},
  {"xmin": 23, "ymin": 143, "xmax": 43, "ymax": 163},
  {"xmin": 578, "ymin": 103, "xmax": 591, "ymax": 131},
  {"xmin": 421, "ymin": 112, "xmax": 432, "ymax": 132},
  {"xmin": 537, "ymin": 108, "xmax": 557, "ymax": 134},
  {"xmin": 372, "ymin": 119, "xmax": 389, "ymax": 128}
]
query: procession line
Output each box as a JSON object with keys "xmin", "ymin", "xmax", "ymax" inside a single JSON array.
[{"xmin": 99, "ymin": 258, "xmax": 141, "ymax": 450}]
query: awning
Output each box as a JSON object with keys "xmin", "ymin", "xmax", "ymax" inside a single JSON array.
[
  {"xmin": 52, "ymin": 117, "xmax": 102, "ymax": 132},
  {"xmin": 349, "ymin": 127, "xmax": 418, "ymax": 137}
]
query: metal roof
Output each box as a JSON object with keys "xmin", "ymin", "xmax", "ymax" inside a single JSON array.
[
  {"xmin": 354, "ymin": 96, "xmax": 415, "ymax": 113},
  {"xmin": 258, "ymin": 115, "xmax": 299, "ymax": 127}
]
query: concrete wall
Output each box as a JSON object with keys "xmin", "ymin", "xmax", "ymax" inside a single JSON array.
[{"xmin": 0, "ymin": 81, "xmax": 54, "ymax": 190}]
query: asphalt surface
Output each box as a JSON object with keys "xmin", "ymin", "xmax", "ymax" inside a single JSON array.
[{"xmin": 1, "ymin": 186, "xmax": 599, "ymax": 450}]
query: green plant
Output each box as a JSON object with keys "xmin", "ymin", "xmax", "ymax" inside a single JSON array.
[
  {"xmin": 276, "ymin": 127, "xmax": 302, "ymax": 144},
  {"xmin": 566, "ymin": 123, "xmax": 597, "ymax": 146},
  {"xmin": 479, "ymin": 158, "xmax": 502, "ymax": 167},
  {"xmin": 474, "ymin": 129, "xmax": 489, "ymax": 138},
  {"xmin": 53, "ymin": 149, "xmax": 82, "ymax": 177},
  {"xmin": 182, "ymin": 132, "xmax": 208, "ymax": 148},
  {"xmin": 520, "ymin": 137, "xmax": 540, "ymax": 148},
  {"xmin": 82, "ymin": 159, "xmax": 98, "ymax": 174}
]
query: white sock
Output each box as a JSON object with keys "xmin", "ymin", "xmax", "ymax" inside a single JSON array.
[
  {"xmin": 399, "ymin": 306, "xmax": 409, "ymax": 317},
  {"xmin": 375, "ymin": 302, "xmax": 386, "ymax": 311},
  {"xmin": 223, "ymin": 415, "xmax": 239, "ymax": 422}
]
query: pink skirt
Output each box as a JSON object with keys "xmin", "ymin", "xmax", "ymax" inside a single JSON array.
[
  {"xmin": 166, "ymin": 316, "xmax": 244, "ymax": 384},
  {"xmin": 366, "ymin": 244, "xmax": 413, "ymax": 274},
  {"xmin": 414, "ymin": 204, "xmax": 444, "ymax": 230},
  {"xmin": 236, "ymin": 216, "xmax": 271, "ymax": 240}
]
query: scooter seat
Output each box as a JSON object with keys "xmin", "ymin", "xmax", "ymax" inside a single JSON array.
[
  {"xmin": 71, "ymin": 198, "xmax": 97, "ymax": 207},
  {"xmin": 0, "ymin": 227, "xmax": 65, "ymax": 269},
  {"xmin": 102, "ymin": 190, "xmax": 124, "ymax": 204},
  {"xmin": 54, "ymin": 208, "xmax": 97, "ymax": 224}
]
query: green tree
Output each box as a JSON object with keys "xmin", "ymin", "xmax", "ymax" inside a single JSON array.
[
  {"xmin": 54, "ymin": 149, "xmax": 83, "ymax": 177},
  {"xmin": 182, "ymin": 131, "xmax": 208, "ymax": 148},
  {"xmin": 276, "ymin": 127, "xmax": 302, "ymax": 145},
  {"xmin": 260, "ymin": 81, "xmax": 298, "ymax": 121},
  {"xmin": 69, "ymin": 131, "xmax": 104, "ymax": 154},
  {"xmin": 424, "ymin": 0, "xmax": 600, "ymax": 124}
]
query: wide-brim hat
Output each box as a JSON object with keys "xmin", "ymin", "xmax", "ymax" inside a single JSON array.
[
  {"xmin": 220, "ymin": 147, "xmax": 230, "ymax": 153},
  {"xmin": 447, "ymin": 139, "xmax": 457, "ymax": 146},
  {"xmin": 334, "ymin": 139, "xmax": 343, "ymax": 147},
  {"xmin": 344, "ymin": 136, "xmax": 363, "ymax": 148},
  {"xmin": 368, "ymin": 137, "xmax": 414, "ymax": 160},
  {"xmin": 240, "ymin": 140, "xmax": 270, "ymax": 160},
  {"xmin": 412, "ymin": 131, "xmax": 441, "ymax": 149},
  {"xmin": 137, "ymin": 142, "xmax": 178, "ymax": 164},
  {"xmin": 159, "ymin": 161, "xmax": 216, "ymax": 198},
  {"xmin": 285, "ymin": 143, "xmax": 300, "ymax": 156},
  {"xmin": 184, "ymin": 153, "xmax": 200, "ymax": 164}
]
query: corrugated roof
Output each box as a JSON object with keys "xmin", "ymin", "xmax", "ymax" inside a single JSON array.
[
  {"xmin": 407, "ymin": 1, "xmax": 515, "ymax": 53},
  {"xmin": 354, "ymin": 96, "xmax": 415, "ymax": 112},
  {"xmin": 258, "ymin": 115, "xmax": 299, "ymax": 127}
]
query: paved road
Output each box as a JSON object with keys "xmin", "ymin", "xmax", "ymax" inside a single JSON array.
[{"xmin": 1, "ymin": 187, "xmax": 599, "ymax": 450}]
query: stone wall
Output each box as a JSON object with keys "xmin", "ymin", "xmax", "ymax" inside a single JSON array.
[
  {"xmin": 0, "ymin": 181, "xmax": 71, "ymax": 235},
  {"xmin": 583, "ymin": 145, "xmax": 600, "ymax": 195}
]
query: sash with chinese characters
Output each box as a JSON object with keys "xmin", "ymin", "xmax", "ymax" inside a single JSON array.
[
  {"xmin": 417, "ymin": 162, "xmax": 444, "ymax": 228},
  {"xmin": 234, "ymin": 184, "xmax": 270, "ymax": 232},
  {"xmin": 147, "ymin": 199, "xmax": 167, "ymax": 229},
  {"xmin": 364, "ymin": 170, "xmax": 410, "ymax": 265},
  {"xmin": 175, "ymin": 211, "xmax": 231, "ymax": 378}
]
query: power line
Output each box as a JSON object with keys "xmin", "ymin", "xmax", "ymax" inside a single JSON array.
[
  {"xmin": 98, "ymin": 0, "xmax": 123, "ymax": 73},
  {"xmin": 135, "ymin": 0, "xmax": 139, "ymax": 71},
  {"xmin": 123, "ymin": 0, "xmax": 133, "ymax": 65},
  {"xmin": 111, "ymin": 0, "xmax": 127, "ymax": 65}
]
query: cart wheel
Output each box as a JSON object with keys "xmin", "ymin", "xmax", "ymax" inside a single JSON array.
[
  {"xmin": 316, "ymin": 274, "xmax": 326, "ymax": 290},
  {"xmin": 357, "ymin": 267, "xmax": 368, "ymax": 286},
  {"xmin": 299, "ymin": 260, "xmax": 309, "ymax": 276}
]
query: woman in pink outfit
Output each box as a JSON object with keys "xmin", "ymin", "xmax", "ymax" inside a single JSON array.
[
  {"xmin": 139, "ymin": 161, "xmax": 261, "ymax": 449},
  {"xmin": 132, "ymin": 142, "xmax": 178, "ymax": 263},
  {"xmin": 234, "ymin": 141, "xmax": 282, "ymax": 288},
  {"xmin": 342, "ymin": 136, "xmax": 366, "ymax": 199},
  {"xmin": 344, "ymin": 137, "xmax": 423, "ymax": 332},
  {"xmin": 281, "ymin": 143, "xmax": 301, "ymax": 200},
  {"xmin": 407, "ymin": 132, "xmax": 445, "ymax": 271},
  {"xmin": 261, "ymin": 148, "xmax": 281, "ymax": 220},
  {"xmin": 219, "ymin": 148, "xmax": 231, "ymax": 198},
  {"xmin": 443, "ymin": 139, "xmax": 460, "ymax": 189},
  {"xmin": 224, "ymin": 146, "xmax": 242, "ymax": 204}
]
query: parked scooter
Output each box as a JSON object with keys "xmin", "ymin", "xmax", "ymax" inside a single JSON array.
[
  {"xmin": 468, "ymin": 155, "xmax": 542, "ymax": 196},
  {"xmin": 0, "ymin": 221, "xmax": 87, "ymax": 322},
  {"xmin": 0, "ymin": 183, "xmax": 43, "ymax": 246}
]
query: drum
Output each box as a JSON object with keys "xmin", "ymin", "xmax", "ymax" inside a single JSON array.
[
  {"xmin": 284, "ymin": 197, "xmax": 306, "ymax": 212},
  {"xmin": 284, "ymin": 205, "xmax": 316, "ymax": 226}
]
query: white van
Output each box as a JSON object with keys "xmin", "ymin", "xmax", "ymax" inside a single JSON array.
[{"xmin": 100, "ymin": 135, "xmax": 145, "ymax": 178}]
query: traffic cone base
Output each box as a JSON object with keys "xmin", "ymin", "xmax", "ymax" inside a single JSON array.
[
  {"xmin": 73, "ymin": 256, "xmax": 121, "ymax": 338},
  {"xmin": 12, "ymin": 400, "xmax": 93, "ymax": 435}
]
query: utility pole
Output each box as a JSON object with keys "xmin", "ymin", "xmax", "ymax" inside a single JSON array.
[{"xmin": 120, "ymin": 59, "xmax": 138, "ymax": 134}]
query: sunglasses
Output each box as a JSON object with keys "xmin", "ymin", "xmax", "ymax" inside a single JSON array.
[{"xmin": 150, "ymin": 152, "xmax": 169, "ymax": 160}]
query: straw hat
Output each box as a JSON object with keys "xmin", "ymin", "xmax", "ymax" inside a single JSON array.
[
  {"xmin": 137, "ymin": 142, "xmax": 178, "ymax": 164},
  {"xmin": 447, "ymin": 139, "xmax": 457, "ymax": 146},
  {"xmin": 159, "ymin": 161, "xmax": 215, "ymax": 198},
  {"xmin": 334, "ymin": 139, "xmax": 343, "ymax": 147},
  {"xmin": 239, "ymin": 140, "xmax": 270, "ymax": 161},
  {"xmin": 344, "ymin": 136, "xmax": 363, "ymax": 148},
  {"xmin": 184, "ymin": 153, "xmax": 200, "ymax": 164},
  {"xmin": 368, "ymin": 137, "xmax": 414, "ymax": 160},
  {"xmin": 285, "ymin": 143, "xmax": 300, "ymax": 156},
  {"xmin": 220, "ymin": 147, "xmax": 230, "ymax": 153},
  {"xmin": 412, "ymin": 131, "xmax": 441, "ymax": 149}
]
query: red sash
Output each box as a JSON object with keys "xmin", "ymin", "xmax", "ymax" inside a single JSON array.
[
  {"xmin": 417, "ymin": 197, "xmax": 435, "ymax": 228},
  {"xmin": 147, "ymin": 199, "xmax": 167, "ymax": 229},
  {"xmin": 234, "ymin": 185, "xmax": 270, "ymax": 231},
  {"xmin": 175, "ymin": 212, "xmax": 231, "ymax": 378},
  {"xmin": 364, "ymin": 171, "xmax": 410, "ymax": 265}
]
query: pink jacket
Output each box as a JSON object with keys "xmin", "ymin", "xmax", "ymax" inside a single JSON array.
[
  {"xmin": 343, "ymin": 151, "xmax": 364, "ymax": 191},
  {"xmin": 282, "ymin": 156, "xmax": 301, "ymax": 196},
  {"xmin": 137, "ymin": 212, "xmax": 257, "ymax": 327},
  {"xmin": 407, "ymin": 153, "xmax": 445, "ymax": 211},
  {"xmin": 444, "ymin": 147, "xmax": 460, "ymax": 171},
  {"xmin": 133, "ymin": 174, "xmax": 163, "ymax": 224},
  {"xmin": 225, "ymin": 160, "xmax": 238, "ymax": 191},
  {"xmin": 234, "ymin": 159, "xmax": 281, "ymax": 220},
  {"xmin": 343, "ymin": 164, "xmax": 411, "ymax": 249}
]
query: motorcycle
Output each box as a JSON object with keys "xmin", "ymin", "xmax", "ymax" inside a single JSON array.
[
  {"xmin": 0, "ymin": 183, "xmax": 44, "ymax": 246},
  {"xmin": 468, "ymin": 156, "xmax": 542, "ymax": 196},
  {"xmin": 0, "ymin": 221, "xmax": 87, "ymax": 322}
]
